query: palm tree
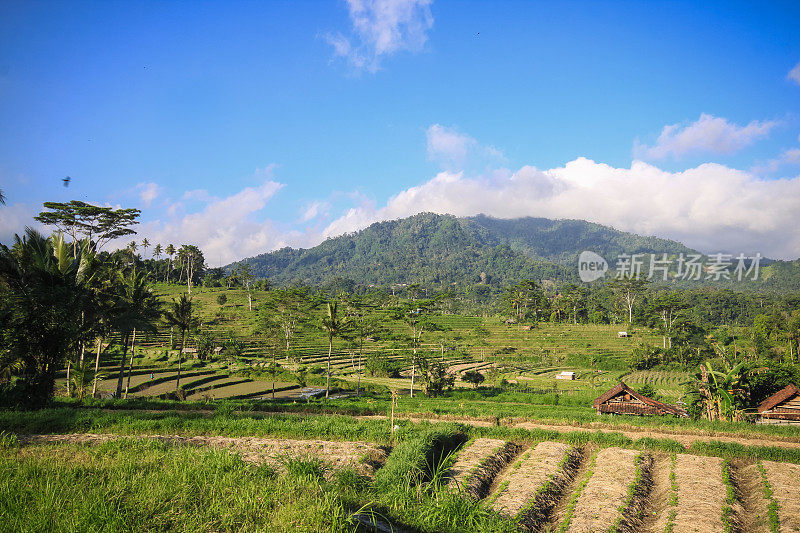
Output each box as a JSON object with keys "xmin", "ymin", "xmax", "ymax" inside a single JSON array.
[
  {"xmin": 0, "ymin": 188, "xmax": 5, "ymax": 205},
  {"xmin": 141, "ymin": 238, "xmax": 150, "ymax": 259},
  {"xmin": 320, "ymin": 300, "xmax": 348, "ymax": 399},
  {"xmin": 112, "ymin": 270, "xmax": 162, "ymax": 398},
  {"xmin": 163, "ymin": 293, "xmax": 198, "ymax": 390},
  {"xmin": 0, "ymin": 228, "xmax": 88, "ymax": 405},
  {"xmin": 165, "ymin": 244, "xmax": 175, "ymax": 283}
]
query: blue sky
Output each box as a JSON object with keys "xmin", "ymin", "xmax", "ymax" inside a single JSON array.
[{"xmin": 1, "ymin": 0, "xmax": 800, "ymax": 264}]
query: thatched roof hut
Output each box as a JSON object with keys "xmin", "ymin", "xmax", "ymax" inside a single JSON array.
[
  {"xmin": 757, "ymin": 384, "xmax": 800, "ymax": 424},
  {"xmin": 593, "ymin": 382, "xmax": 687, "ymax": 417}
]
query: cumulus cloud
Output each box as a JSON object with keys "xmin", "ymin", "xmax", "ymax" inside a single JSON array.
[
  {"xmin": 788, "ymin": 61, "xmax": 800, "ymax": 86},
  {"xmin": 635, "ymin": 114, "xmax": 777, "ymax": 160},
  {"xmin": 300, "ymin": 200, "xmax": 331, "ymax": 222},
  {"xmin": 138, "ymin": 179, "xmax": 296, "ymax": 267},
  {"xmin": 426, "ymin": 124, "xmax": 505, "ymax": 171},
  {"xmin": 0, "ymin": 203, "xmax": 44, "ymax": 244},
  {"xmin": 136, "ymin": 182, "xmax": 162, "ymax": 208},
  {"xmin": 326, "ymin": 0, "xmax": 434, "ymax": 73},
  {"xmin": 322, "ymin": 158, "xmax": 800, "ymax": 259}
]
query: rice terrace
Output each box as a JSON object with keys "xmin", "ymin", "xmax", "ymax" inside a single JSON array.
[{"xmin": 2, "ymin": 1, "xmax": 800, "ymax": 532}]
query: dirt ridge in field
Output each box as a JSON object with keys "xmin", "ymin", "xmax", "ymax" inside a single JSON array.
[
  {"xmin": 761, "ymin": 460, "xmax": 800, "ymax": 532},
  {"xmin": 489, "ymin": 441, "xmax": 571, "ymax": 516},
  {"xmin": 566, "ymin": 447, "xmax": 639, "ymax": 532},
  {"xmin": 448, "ymin": 438, "xmax": 522, "ymax": 499},
  {"xmin": 19, "ymin": 433, "xmax": 387, "ymax": 476},
  {"xmin": 673, "ymin": 454, "xmax": 726, "ymax": 533}
]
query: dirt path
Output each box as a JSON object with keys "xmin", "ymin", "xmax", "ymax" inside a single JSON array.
[
  {"xmin": 81, "ymin": 406, "xmax": 800, "ymax": 450},
  {"xmin": 353, "ymin": 412, "xmax": 800, "ymax": 450},
  {"xmin": 19, "ymin": 433, "xmax": 387, "ymax": 476}
]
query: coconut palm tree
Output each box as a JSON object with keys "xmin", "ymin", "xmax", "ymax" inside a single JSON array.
[
  {"xmin": 163, "ymin": 293, "xmax": 198, "ymax": 390},
  {"xmin": 165, "ymin": 244, "xmax": 175, "ymax": 283},
  {"xmin": 112, "ymin": 270, "xmax": 162, "ymax": 398},
  {"xmin": 140, "ymin": 238, "xmax": 150, "ymax": 259},
  {"xmin": 320, "ymin": 300, "xmax": 348, "ymax": 399}
]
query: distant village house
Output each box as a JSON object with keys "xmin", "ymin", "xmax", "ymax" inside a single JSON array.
[{"xmin": 556, "ymin": 371, "xmax": 576, "ymax": 380}]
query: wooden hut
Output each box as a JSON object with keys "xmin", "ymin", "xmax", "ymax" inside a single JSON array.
[
  {"xmin": 593, "ymin": 382, "xmax": 687, "ymax": 417},
  {"xmin": 757, "ymin": 384, "xmax": 800, "ymax": 424}
]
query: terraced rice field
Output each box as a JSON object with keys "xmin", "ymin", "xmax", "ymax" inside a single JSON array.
[
  {"xmin": 490, "ymin": 441, "xmax": 580, "ymax": 528},
  {"xmin": 441, "ymin": 440, "xmax": 800, "ymax": 532}
]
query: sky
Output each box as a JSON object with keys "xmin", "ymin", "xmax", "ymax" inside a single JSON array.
[{"xmin": 1, "ymin": 0, "xmax": 800, "ymax": 265}]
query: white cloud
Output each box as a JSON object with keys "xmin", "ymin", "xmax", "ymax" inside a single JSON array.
[
  {"xmin": 635, "ymin": 113, "xmax": 777, "ymax": 160},
  {"xmin": 136, "ymin": 182, "xmax": 162, "ymax": 208},
  {"xmin": 138, "ymin": 179, "xmax": 293, "ymax": 267},
  {"xmin": 300, "ymin": 200, "xmax": 331, "ymax": 222},
  {"xmin": 751, "ymin": 146, "xmax": 800, "ymax": 175},
  {"xmin": 322, "ymin": 158, "xmax": 800, "ymax": 259},
  {"xmin": 788, "ymin": 61, "xmax": 800, "ymax": 86},
  {"xmin": 326, "ymin": 0, "xmax": 434, "ymax": 73},
  {"xmin": 425, "ymin": 124, "xmax": 506, "ymax": 171},
  {"xmin": 0, "ymin": 203, "xmax": 44, "ymax": 244}
]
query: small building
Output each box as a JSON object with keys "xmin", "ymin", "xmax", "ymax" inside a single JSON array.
[
  {"xmin": 593, "ymin": 382, "xmax": 687, "ymax": 417},
  {"xmin": 556, "ymin": 371, "xmax": 576, "ymax": 380},
  {"xmin": 618, "ymin": 331, "xmax": 629, "ymax": 338},
  {"xmin": 757, "ymin": 384, "xmax": 800, "ymax": 424},
  {"xmin": 213, "ymin": 346, "xmax": 224, "ymax": 355}
]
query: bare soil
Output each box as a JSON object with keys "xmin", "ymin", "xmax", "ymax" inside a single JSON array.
[
  {"xmin": 566, "ymin": 447, "xmax": 638, "ymax": 532},
  {"xmin": 761, "ymin": 460, "xmax": 800, "ymax": 532},
  {"xmin": 672, "ymin": 454, "xmax": 725, "ymax": 533},
  {"xmin": 490, "ymin": 441, "xmax": 571, "ymax": 516},
  {"xmin": 19, "ymin": 433, "xmax": 387, "ymax": 476}
]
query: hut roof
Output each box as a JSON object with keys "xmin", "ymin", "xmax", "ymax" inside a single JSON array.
[
  {"xmin": 757, "ymin": 384, "xmax": 800, "ymax": 413},
  {"xmin": 593, "ymin": 382, "xmax": 687, "ymax": 417}
]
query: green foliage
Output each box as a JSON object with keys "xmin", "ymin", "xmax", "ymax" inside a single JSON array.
[
  {"xmin": 462, "ymin": 370, "xmax": 485, "ymax": 388},
  {"xmin": 374, "ymin": 426, "xmax": 465, "ymax": 489}
]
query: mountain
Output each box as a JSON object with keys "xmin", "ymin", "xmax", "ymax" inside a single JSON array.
[{"xmin": 229, "ymin": 213, "xmax": 699, "ymax": 287}]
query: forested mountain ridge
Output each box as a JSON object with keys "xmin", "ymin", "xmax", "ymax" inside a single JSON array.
[{"xmin": 230, "ymin": 213, "xmax": 701, "ymax": 287}]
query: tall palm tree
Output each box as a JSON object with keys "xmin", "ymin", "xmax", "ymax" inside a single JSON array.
[
  {"xmin": 140, "ymin": 238, "xmax": 150, "ymax": 259},
  {"xmin": 163, "ymin": 293, "xmax": 198, "ymax": 390},
  {"xmin": 112, "ymin": 270, "xmax": 162, "ymax": 397},
  {"xmin": 320, "ymin": 300, "xmax": 348, "ymax": 399},
  {"xmin": 165, "ymin": 244, "xmax": 175, "ymax": 283}
]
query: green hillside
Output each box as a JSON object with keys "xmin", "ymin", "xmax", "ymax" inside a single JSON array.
[{"xmin": 232, "ymin": 213, "xmax": 697, "ymax": 287}]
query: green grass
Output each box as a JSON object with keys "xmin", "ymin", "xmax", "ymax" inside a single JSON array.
[{"xmin": 0, "ymin": 440, "xmax": 357, "ymax": 532}]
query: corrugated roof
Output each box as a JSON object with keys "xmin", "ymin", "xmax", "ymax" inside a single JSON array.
[{"xmin": 758, "ymin": 384, "xmax": 800, "ymax": 413}]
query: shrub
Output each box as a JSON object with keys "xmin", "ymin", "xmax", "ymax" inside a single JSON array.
[{"xmin": 374, "ymin": 426, "xmax": 465, "ymax": 489}]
